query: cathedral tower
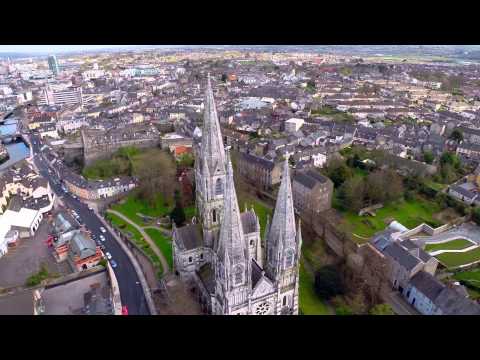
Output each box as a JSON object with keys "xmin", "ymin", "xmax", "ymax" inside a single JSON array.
[
  {"xmin": 265, "ymin": 159, "xmax": 302, "ymax": 314},
  {"xmin": 213, "ymin": 150, "xmax": 251, "ymax": 315},
  {"xmin": 195, "ymin": 74, "xmax": 226, "ymax": 247}
]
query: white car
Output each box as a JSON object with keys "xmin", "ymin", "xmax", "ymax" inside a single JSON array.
[
  {"xmin": 87, "ymin": 205, "xmax": 94, "ymax": 211},
  {"xmin": 105, "ymin": 252, "xmax": 112, "ymax": 260},
  {"xmin": 100, "ymin": 227, "xmax": 107, "ymax": 233},
  {"xmin": 99, "ymin": 235, "xmax": 106, "ymax": 242}
]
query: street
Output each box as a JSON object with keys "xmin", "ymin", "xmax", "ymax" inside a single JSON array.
[{"xmin": 29, "ymin": 134, "xmax": 150, "ymax": 315}]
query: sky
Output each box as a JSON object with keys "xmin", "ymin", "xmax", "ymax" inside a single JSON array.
[{"xmin": 0, "ymin": 45, "xmax": 144, "ymax": 53}]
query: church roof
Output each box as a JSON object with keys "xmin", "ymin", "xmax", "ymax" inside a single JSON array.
[
  {"xmin": 175, "ymin": 223, "xmax": 204, "ymax": 251},
  {"xmin": 251, "ymin": 259, "xmax": 263, "ymax": 288},
  {"xmin": 197, "ymin": 263, "xmax": 215, "ymax": 295},
  {"xmin": 241, "ymin": 210, "xmax": 258, "ymax": 234}
]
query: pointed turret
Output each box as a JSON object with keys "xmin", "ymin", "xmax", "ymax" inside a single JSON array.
[
  {"xmin": 201, "ymin": 73, "xmax": 226, "ymax": 174},
  {"xmin": 195, "ymin": 75, "xmax": 227, "ymax": 236},
  {"xmin": 265, "ymin": 159, "xmax": 297, "ymax": 280},
  {"xmin": 216, "ymin": 150, "xmax": 249, "ymax": 289}
]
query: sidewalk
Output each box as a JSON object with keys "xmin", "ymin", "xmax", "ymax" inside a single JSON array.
[{"xmin": 95, "ymin": 210, "xmax": 157, "ymax": 315}]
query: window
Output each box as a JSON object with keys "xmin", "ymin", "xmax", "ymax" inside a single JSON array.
[
  {"xmin": 200, "ymin": 253, "xmax": 203, "ymax": 260},
  {"xmin": 212, "ymin": 209, "xmax": 217, "ymax": 223},
  {"xmin": 283, "ymin": 296, "xmax": 287, "ymax": 306},
  {"xmin": 255, "ymin": 302, "xmax": 271, "ymax": 315},
  {"xmin": 188, "ymin": 256, "xmax": 192, "ymax": 263},
  {"xmin": 234, "ymin": 265, "xmax": 243, "ymax": 285},
  {"xmin": 250, "ymin": 239, "xmax": 254, "ymax": 246},
  {"xmin": 285, "ymin": 248, "xmax": 294, "ymax": 268},
  {"xmin": 215, "ymin": 178, "xmax": 223, "ymax": 195}
]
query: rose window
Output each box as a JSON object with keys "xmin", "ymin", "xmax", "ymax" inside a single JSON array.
[{"xmin": 255, "ymin": 302, "xmax": 271, "ymax": 315}]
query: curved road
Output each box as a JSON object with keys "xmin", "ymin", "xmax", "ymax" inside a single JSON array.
[{"xmin": 29, "ymin": 134, "xmax": 151, "ymax": 315}]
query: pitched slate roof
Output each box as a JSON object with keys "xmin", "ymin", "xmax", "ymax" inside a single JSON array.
[
  {"xmin": 175, "ymin": 223, "xmax": 204, "ymax": 251},
  {"xmin": 383, "ymin": 241, "xmax": 420, "ymax": 271},
  {"xmin": 409, "ymin": 270, "xmax": 444, "ymax": 302}
]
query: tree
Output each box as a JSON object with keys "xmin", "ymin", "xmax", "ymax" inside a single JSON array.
[
  {"xmin": 472, "ymin": 207, "xmax": 480, "ymax": 226},
  {"xmin": 325, "ymin": 159, "xmax": 353, "ymax": 188},
  {"xmin": 369, "ymin": 303, "xmax": 395, "ymax": 315},
  {"xmin": 170, "ymin": 190, "xmax": 186, "ymax": 226},
  {"xmin": 450, "ymin": 129, "xmax": 464, "ymax": 143},
  {"xmin": 365, "ymin": 170, "xmax": 387, "ymax": 204},
  {"xmin": 440, "ymin": 163, "xmax": 457, "ymax": 183},
  {"xmin": 339, "ymin": 176, "xmax": 365, "ymax": 212},
  {"xmin": 384, "ymin": 169, "xmax": 403, "ymax": 203},
  {"xmin": 134, "ymin": 149, "xmax": 176, "ymax": 206},
  {"xmin": 440, "ymin": 151, "xmax": 461, "ymax": 170},
  {"xmin": 423, "ymin": 150, "xmax": 434, "ymax": 164},
  {"xmin": 314, "ymin": 265, "xmax": 345, "ymax": 300}
]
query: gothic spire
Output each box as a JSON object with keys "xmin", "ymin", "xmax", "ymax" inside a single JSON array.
[
  {"xmin": 266, "ymin": 159, "xmax": 297, "ymax": 278},
  {"xmin": 201, "ymin": 73, "xmax": 226, "ymax": 174},
  {"xmin": 217, "ymin": 149, "xmax": 247, "ymax": 268}
]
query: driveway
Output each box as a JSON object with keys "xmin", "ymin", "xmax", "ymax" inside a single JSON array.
[
  {"xmin": 412, "ymin": 223, "xmax": 480, "ymax": 247},
  {"xmin": 0, "ymin": 221, "xmax": 72, "ymax": 289}
]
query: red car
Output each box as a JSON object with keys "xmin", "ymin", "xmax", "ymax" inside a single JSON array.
[{"xmin": 121, "ymin": 306, "xmax": 129, "ymax": 315}]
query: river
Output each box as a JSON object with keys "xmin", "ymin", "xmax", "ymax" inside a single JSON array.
[{"xmin": 0, "ymin": 117, "xmax": 30, "ymax": 172}]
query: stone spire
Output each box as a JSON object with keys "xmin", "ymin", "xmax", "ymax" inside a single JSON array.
[
  {"xmin": 201, "ymin": 73, "xmax": 226, "ymax": 174},
  {"xmin": 217, "ymin": 149, "xmax": 248, "ymax": 277},
  {"xmin": 265, "ymin": 159, "xmax": 297, "ymax": 279}
]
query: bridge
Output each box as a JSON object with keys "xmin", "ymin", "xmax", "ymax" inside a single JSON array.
[{"xmin": 0, "ymin": 121, "xmax": 25, "ymax": 143}]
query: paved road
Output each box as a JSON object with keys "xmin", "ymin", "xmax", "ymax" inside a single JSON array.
[
  {"xmin": 383, "ymin": 290, "xmax": 420, "ymax": 315},
  {"xmin": 107, "ymin": 209, "xmax": 170, "ymax": 275},
  {"xmin": 29, "ymin": 134, "xmax": 150, "ymax": 315}
]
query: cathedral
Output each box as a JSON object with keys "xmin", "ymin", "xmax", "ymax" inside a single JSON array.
[{"xmin": 172, "ymin": 75, "xmax": 302, "ymax": 315}]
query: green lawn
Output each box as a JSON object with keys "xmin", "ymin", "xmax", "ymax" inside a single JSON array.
[
  {"xmin": 436, "ymin": 247, "xmax": 480, "ymax": 268},
  {"xmin": 111, "ymin": 193, "xmax": 172, "ymax": 226},
  {"xmin": 453, "ymin": 269, "xmax": 480, "ymax": 300},
  {"xmin": 145, "ymin": 228, "xmax": 173, "ymax": 270},
  {"xmin": 425, "ymin": 180, "xmax": 447, "ymax": 192},
  {"xmin": 299, "ymin": 262, "xmax": 332, "ymax": 315},
  {"xmin": 341, "ymin": 197, "xmax": 443, "ymax": 240},
  {"xmin": 425, "ymin": 239, "xmax": 474, "ymax": 252},
  {"xmin": 106, "ymin": 213, "xmax": 163, "ymax": 273}
]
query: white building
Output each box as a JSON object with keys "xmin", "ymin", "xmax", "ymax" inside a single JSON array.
[{"xmin": 285, "ymin": 118, "xmax": 305, "ymax": 133}]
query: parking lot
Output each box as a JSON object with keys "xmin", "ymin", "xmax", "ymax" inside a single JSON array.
[{"xmin": 0, "ymin": 220, "xmax": 72, "ymax": 289}]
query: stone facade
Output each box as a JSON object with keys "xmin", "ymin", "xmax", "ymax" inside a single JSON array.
[{"xmin": 173, "ymin": 76, "xmax": 302, "ymax": 315}]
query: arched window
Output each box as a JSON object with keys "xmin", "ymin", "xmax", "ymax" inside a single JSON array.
[
  {"xmin": 283, "ymin": 296, "xmax": 287, "ymax": 306},
  {"xmin": 285, "ymin": 248, "xmax": 295, "ymax": 268},
  {"xmin": 212, "ymin": 209, "xmax": 217, "ymax": 223},
  {"xmin": 215, "ymin": 178, "xmax": 223, "ymax": 195},
  {"xmin": 234, "ymin": 265, "xmax": 243, "ymax": 285}
]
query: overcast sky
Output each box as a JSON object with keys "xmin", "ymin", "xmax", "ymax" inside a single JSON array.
[{"xmin": 0, "ymin": 45, "xmax": 150, "ymax": 53}]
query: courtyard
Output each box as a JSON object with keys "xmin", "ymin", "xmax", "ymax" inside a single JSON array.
[{"xmin": 0, "ymin": 221, "xmax": 71, "ymax": 289}]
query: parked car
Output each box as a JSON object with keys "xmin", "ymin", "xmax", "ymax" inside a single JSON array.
[
  {"xmin": 122, "ymin": 306, "xmax": 129, "ymax": 315},
  {"xmin": 100, "ymin": 227, "xmax": 106, "ymax": 233},
  {"xmin": 99, "ymin": 235, "xmax": 106, "ymax": 242},
  {"xmin": 105, "ymin": 252, "xmax": 112, "ymax": 260},
  {"xmin": 110, "ymin": 260, "xmax": 117, "ymax": 268}
]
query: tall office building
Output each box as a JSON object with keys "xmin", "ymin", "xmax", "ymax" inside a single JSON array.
[{"xmin": 48, "ymin": 55, "xmax": 60, "ymax": 76}]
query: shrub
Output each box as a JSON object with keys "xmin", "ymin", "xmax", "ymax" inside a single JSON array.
[
  {"xmin": 314, "ymin": 265, "xmax": 345, "ymax": 300},
  {"xmin": 369, "ymin": 303, "xmax": 395, "ymax": 315}
]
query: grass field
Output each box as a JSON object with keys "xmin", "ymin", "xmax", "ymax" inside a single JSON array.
[
  {"xmin": 106, "ymin": 213, "xmax": 163, "ymax": 272},
  {"xmin": 111, "ymin": 193, "xmax": 172, "ymax": 226},
  {"xmin": 436, "ymin": 247, "xmax": 480, "ymax": 268},
  {"xmin": 145, "ymin": 228, "xmax": 173, "ymax": 270},
  {"xmin": 299, "ymin": 262, "xmax": 332, "ymax": 315},
  {"xmin": 341, "ymin": 197, "xmax": 443, "ymax": 240},
  {"xmin": 425, "ymin": 239, "xmax": 474, "ymax": 252},
  {"xmin": 453, "ymin": 269, "xmax": 480, "ymax": 300}
]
